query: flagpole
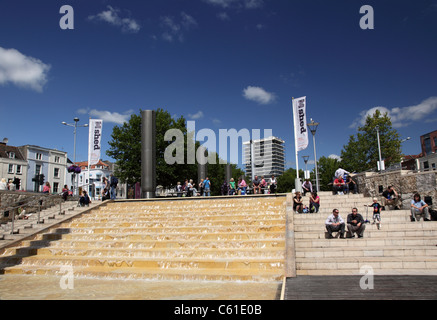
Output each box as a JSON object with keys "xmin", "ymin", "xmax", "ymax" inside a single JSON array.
[
  {"xmin": 88, "ymin": 117, "xmax": 91, "ymax": 199},
  {"xmin": 292, "ymin": 98, "xmax": 301, "ymax": 192}
]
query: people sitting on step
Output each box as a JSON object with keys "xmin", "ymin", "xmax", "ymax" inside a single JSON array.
[
  {"xmin": 347, "ymin": 207, "xmax": 366, "ymax": 238},
  {"xmin": 345, "ymin": 176, "xmax": 357, "ymax": 194},
  {"xmin": 293, "ymin": 191, "xmax": 304, "ymax": 213},
  {"xmin": 410, "ymin": 193, "xmax": 431, "ymax": 222},
  {"xmin": 309, "ymin": 191, "xmax": 320, "ymax": 213},
  {"xmin": 333, "ymin": 176, "xmax": 346, "ymax": 195},
  {"xmin": 79, "ymin": 191, "xmax": 91, "ymax": 207},
  {"xmin": 382, "ymin": 186, "xmax": 401, "ymax": 210},
  {"xmin": 325, "ymin": 208, "xmax": 345, "ymax": 239},
  {"xmin": 252, "ymin": 175, "xmax": 261, "ymax": 194}
]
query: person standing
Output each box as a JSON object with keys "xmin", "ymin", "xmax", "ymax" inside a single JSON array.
[
  {"xmin": 347, "ymin": 208, "xmax": 366, "ymax": 238},
  {"xmin": 109, "ymin": 174, "xmax": 118, "ymax": 200},
  {"xmin": 203, "ymin": 177, "xmax": 211, "ymax": 197},
  {"xmin": 325, "ymin": 209, "xmax": 345, "ymax": 239}
]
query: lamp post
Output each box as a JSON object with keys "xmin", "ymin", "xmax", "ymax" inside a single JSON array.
[
  {"xmin": 302, "ymin": 155, "xmax": 310, "ymax": 180},
  {"xmin": 375, "ymin": 126, "xmax": 383, "ymax": 172},
  {"xmin": 62, "ymin": 118, "xmax": 88, "ymax": 195},
  {"xmin": 307, "ymin": 119, "xmax": 320, "ymax": 192}
]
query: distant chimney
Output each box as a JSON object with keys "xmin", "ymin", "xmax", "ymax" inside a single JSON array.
[{"xmin": 0, "ymin": 138, "xmax": 8, "ymax": 145}]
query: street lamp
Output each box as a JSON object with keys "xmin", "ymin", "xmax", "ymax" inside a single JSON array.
[
  {"xmin": 307, "ymin": 119, "xmax": 320, "ymax": 192},
  {"xmin": 302, "ymin": 155, "xmax": 310, "ymax": 180},
  {"xmin": 375, "ymin": 126, "xmax": 384, "ymax": 172},
  {"xmin": 62, "ymin": 118, "xmax": 88, "ymax": 195}
]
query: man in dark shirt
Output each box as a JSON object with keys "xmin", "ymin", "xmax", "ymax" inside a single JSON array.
[
  {"xmin": 382, "ymin": 186, "xmax": 400, "ymax": 210},
  {"xmin": 347, "ymin": 208, "xmax": 366, "ymax": 238}
]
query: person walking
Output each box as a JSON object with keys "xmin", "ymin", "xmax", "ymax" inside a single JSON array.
[{"xmin": 109, "ymin": 174, "xmax": 118, "ymax": 200}]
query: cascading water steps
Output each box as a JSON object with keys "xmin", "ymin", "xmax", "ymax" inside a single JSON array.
[{"xmin": 0, "ymin": 197, "xmax": 288, "ymax": 282}]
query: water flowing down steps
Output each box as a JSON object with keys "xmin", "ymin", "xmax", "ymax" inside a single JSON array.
[{"xmin": 0, "ymin": 196, "xmax": 288, "ymax": 282}]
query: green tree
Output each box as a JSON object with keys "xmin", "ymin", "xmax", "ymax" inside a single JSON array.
[
  {"xmin": 341, "ymin": 110, "xmax": 402, "ymax": 172},
  {"xmin": 276, "ymin": 168, "xmax": 304, "ymax": 193},
  {"xmin": 317, "ymin": 156, "xmax": 340, "ymax": 191}
]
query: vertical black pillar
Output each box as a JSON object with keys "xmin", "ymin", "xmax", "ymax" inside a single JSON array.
[{"xmin": 141, "ymin": 110, "xmax": 156, "ymax": 199}]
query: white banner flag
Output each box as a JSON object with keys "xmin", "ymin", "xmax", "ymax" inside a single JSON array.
[
  {"xmin": 293, "ymin": 96, "xmax": 308, "ymax": 152},
  {"xmin": 88, "ymin": 119, "xmax": 103, "ymax": 166}
]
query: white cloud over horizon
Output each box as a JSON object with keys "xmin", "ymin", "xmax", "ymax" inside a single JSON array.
[
  {"xmin": 0, "ymin": 46, "xmax": 51, "ymax": 92},
  {"xmin": 77, "ymin": 108, "xmax": 134, "ymax": 125},
  {"xmin": 350, "ymin": 97, "xmax": 437, "ymax": 129},
  {"xmin": 88, "ymin": 6, "xmax": 141, "ymax": 33},
  {"xmin": 243, "ymin": 86, "xmax": 276, "ymax": 105}
]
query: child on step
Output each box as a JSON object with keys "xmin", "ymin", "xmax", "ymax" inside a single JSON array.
[{"xmin": 366, "ymin": 197, "xmax": 382, "ymax": 229}]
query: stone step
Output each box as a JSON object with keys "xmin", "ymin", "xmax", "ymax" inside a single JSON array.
[
  {"xmin": 2, "ymin": 254, "xmax": 285, "ymax": 271},
  {"xmin": 294, "ymin": 229, "xmax": 437, "ymax": 240},
  {"xmin": 3, "ymin": 265, "xmax": 284, "ymax": 282},
  {"xmin": 65, "ymin": 218, "xmax": 286, "ymax": 227},
  {"xmin": 296, "ymin": 237, "xmax": 437, "ymax": 249},
  {"xmin": 19, "ymin": 238, "xmax": 286, "ymax": 250},
  {"xmin": 53, "ymin": 225, "xmax": 286, "ymax": 234},
  {"xmin": 35, "ymin": 230, "xmax": 286, "ymax": 242},
  {"xmin": 296, "ymin": 256, "xmax": 437, "ymax": 272},
  {"xmin": 294, "ymin": 222, "xmax": 437, "ymax": 232},
  {"xmin": 295, "ymin": 246, "xmax": 437, "ymax": 259},
  {"xmin": 7, "ymin": 246, "xmax": 285, "ymax": 259}
]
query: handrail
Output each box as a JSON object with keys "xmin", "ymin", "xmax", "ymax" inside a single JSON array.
[{"xmin": 1, "ymin": 193, "xmax": 70, "ymax": 235}]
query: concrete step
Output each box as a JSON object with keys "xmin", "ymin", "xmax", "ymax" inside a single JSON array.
[
  {"xmin": 2, "ymin": 254, "xmax": 285, "ymax": 270},
  {"xmin": 3, "ymin": 265, "xmax": 284, "ymax": 282},
  {"xmin": 296, "ymin": 237, "xmax": 437, "ymax": 249}
]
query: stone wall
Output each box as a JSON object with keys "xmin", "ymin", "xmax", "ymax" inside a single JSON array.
[
  {"xmin": 353, "ymin": 170, "xmax": 437, "ymax": 209},
  {"xmin": 0, "ymin": 191, "xmax": 65, "ymax": 219}
]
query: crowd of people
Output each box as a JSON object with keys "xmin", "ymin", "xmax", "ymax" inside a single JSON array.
[{"xmin": 175, "ymin": 175, "xmax": 278, "ymax": 197}]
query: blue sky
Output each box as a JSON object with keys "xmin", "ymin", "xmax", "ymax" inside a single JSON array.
[{"xmin": 1, "ymin": 0, "xmax": 436, "ymax": 171}]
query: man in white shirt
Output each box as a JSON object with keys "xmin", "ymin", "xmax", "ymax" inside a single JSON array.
[{"xmin": 325, "ymin": 209, "xmax": 345, "ymax": 239}]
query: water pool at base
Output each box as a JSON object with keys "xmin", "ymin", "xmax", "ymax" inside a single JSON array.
[{"xmin": 0, "ymin": 275, "xmax": 280, "ymax": 300}]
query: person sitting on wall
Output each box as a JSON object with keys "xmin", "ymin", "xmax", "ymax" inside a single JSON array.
[
  {"xmin": 382, "ymin": 186, "xmax": 401, "ymax": 210},
  {"xmin": 252, "ymin": 175, "xmax": 261, "ymax": 194}
]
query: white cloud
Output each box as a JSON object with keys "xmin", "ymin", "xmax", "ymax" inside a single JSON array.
[
  {"xmin": 160, "ymin": 12, "xmax": 198, "ymax": 43},
  {"xmin": 0, "ymin": 47, "xmax": 50, "ymax": 92},
  {"xmin": 188, "ymin": 111, "xmax": 204, "ymax": 120},
  {"xmin": 350, "ymin": 97, "xmax": 437, "ymax": 129},
  {"xmin": 203, "ymin": 0, "xmax": 264, "ymax": 9},
  {"xmin": 88, "ymin": 6, "xmax": 141, "ymax": 33},
  {"xmin": 328, "ymin": 154, "xmax": 342, "ymax": 161},
  {"xmin": 77, "ymin": 108, "xmax": 134, "ymax": 125},
  {"xmin": 243, "ymin": 86, "xmax": 276, "ymax": 105},
  {"xmin": 217, "ymin": 12, "xmax": 230, "ymax": 20}
]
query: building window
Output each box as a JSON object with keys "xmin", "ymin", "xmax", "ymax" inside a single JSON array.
[
  {"xmin": 36, "ymin": 164, "xmax": 41, "ymax": 175},
  {"xmin": 16, "ymin": 165, "xmax": 22, "ymax": 174},
  {"xmin": 54, "ymin": 156, "xmax": 60, "ymax": 163},
  {"xmin": 54, "ymin": 168, "xmax": 60, "ymax": 178},
  {"xmin": 8, "ymin": 164, "xmax": 14, "ymax": 174},
  {"xmin": 53, "ymin": 182, "xmax": 59, "ymax": 193},
  {"xmin": 9, "ymin": 152, "xmax": 15, "ymax": 159},
  {"xmin": 36, "ymin": 153, "xmax": 42, "ymax": 160}
]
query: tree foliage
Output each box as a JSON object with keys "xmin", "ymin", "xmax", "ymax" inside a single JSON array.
[{"xmin": 340, "ymin": 110, "xmax": 402, "ymax": 172}]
